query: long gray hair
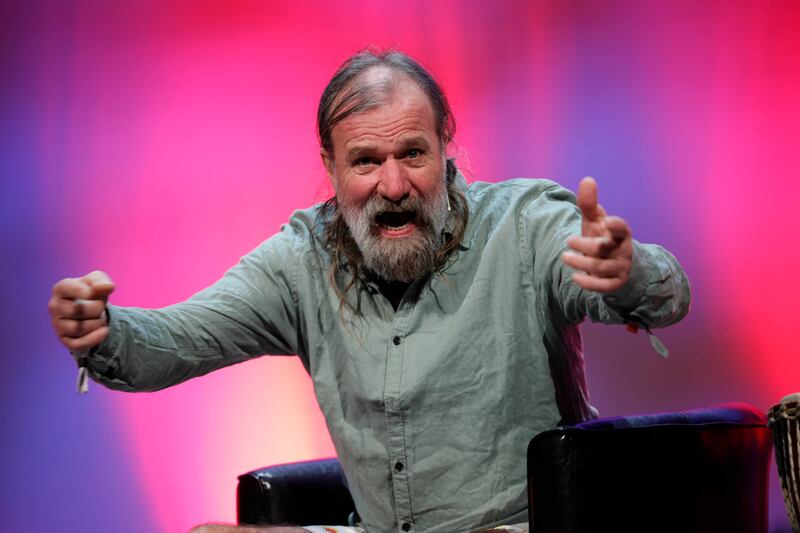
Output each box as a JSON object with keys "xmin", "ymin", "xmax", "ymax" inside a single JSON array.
[{"xmin": 316, "ymin": 49, "xmax": 468, "ymax": 312}]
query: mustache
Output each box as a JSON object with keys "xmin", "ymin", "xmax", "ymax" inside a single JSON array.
[{"xmin": 362, "ymin": 195, "xmax": 429, "ymax": 225}]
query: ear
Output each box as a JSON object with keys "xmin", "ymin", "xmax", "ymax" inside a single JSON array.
[{"xmin": 321, "ymin": 149, "xmax": 336, "ymax": 186}]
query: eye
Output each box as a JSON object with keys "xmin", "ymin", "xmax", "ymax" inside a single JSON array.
[
  {"xmin": 353, "ymin": 156, "xmax": 379, "ymax": 167},
  {"xmin": 405, "ymin": 148, "xmax": 424, "ymax": 159}
]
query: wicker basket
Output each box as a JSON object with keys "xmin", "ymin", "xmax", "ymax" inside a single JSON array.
[{"xmin": 768, "ymin": 393, "xmax": 800, "ymax": 533}]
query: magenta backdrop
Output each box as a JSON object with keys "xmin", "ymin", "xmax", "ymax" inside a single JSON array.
[{"xmin": 2, "ymin": 1, "xmax": 799, "ymax": 531}]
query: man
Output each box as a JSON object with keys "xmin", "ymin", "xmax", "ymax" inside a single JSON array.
[{"xmin": 48, "ymin": 50, "xmax": 690, "ymax": 532}]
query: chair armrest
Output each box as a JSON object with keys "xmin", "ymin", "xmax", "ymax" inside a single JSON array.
[
  {"xmin": 527, "ymin": 403, "xmax": 772, "ymax": 533},
  {"xmin": 573, "ymin": 402, "xmax": 767, "ymax": 430},
  {"xmin": 237, "ymin": 458, "xmax": 356, "ymax": 526}
]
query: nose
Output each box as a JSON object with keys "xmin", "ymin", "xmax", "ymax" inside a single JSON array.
[{"xmin": 376, "ymin": 159, "xmax": 411, "ymax": 202}]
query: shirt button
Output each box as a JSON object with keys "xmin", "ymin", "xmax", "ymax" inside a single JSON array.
[
  {"xmin": 395, "ymin": 461, "xmax": 404, "ymax": 472},
  {"xmin": 401, "ymin": 523, "xmax": 411, "ymax": 531},
  {"xmin": 393, "ymin": 336, "xmax": 401, "ymax": 345}
]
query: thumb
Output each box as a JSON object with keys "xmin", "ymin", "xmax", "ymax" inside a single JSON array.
[
  {"xmin": 81, "ymin": 270, "xmax": 116, "ymax": 300},
  {"xmin": 577, "ymin": 176, "xmax": 602, "ymax": 222}
]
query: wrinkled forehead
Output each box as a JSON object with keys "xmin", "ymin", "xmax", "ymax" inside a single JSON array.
[{"xmin": 329, "ymin": 67, "xmax": 436, "ymax": 134}]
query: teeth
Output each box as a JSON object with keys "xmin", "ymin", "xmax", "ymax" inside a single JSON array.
[{"xmin": 380, "ymin": 222, "xmax": 409, "ymax": 230}]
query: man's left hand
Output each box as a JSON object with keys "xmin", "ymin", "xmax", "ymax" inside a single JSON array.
[{"xmin": 561, "ymin": 177, "xmax": 633, "ymax": 293}]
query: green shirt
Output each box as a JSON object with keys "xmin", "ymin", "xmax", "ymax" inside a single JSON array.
[{"xmin": 86, "ymin": 177, "xmax": 690, "ymax": 532}]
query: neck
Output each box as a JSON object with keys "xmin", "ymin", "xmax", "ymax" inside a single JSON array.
[{"xmin": 375, "ymin": 278, "xmax": 411, "ymax": 311}]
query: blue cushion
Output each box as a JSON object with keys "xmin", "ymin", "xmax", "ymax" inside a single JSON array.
[{"xmin": 574, "ymin": 402, "xmax": 766, "ymax": 430}]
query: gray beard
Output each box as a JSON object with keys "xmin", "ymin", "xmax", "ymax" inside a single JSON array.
[{"xmin": 341, "ymin": 187, "xmax": 449, "ymax": 283}]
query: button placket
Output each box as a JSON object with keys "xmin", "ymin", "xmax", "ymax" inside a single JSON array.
[{"xmin": 385, "ymin": 301, "xmax": 414, "ymax": 533}]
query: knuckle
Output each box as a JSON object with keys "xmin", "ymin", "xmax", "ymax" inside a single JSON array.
[
  {"xmin": 52, "ymin": 278, "xmax": 69, "ymax": 292},
  {"xmin": 88, "ymin": 270, "xmax": 108, "ymax": 282},
  {"xmin": 89, "ymin": 301, "xmax": 105, "ymax": 317}
]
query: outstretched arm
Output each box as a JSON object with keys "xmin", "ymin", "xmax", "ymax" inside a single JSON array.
[{"xmin": 48, "ymin": 231, "xmax": 305, "ymax": 392}]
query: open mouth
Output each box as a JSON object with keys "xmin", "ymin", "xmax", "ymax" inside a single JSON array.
[{"xmin": 375, "ymin": 210, "xmax": 416, "ymax": 231}]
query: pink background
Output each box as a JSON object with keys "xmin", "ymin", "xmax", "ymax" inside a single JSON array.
[{"xmin": 2, "ymin": 1, "xmax": 798, "ymax": 531}]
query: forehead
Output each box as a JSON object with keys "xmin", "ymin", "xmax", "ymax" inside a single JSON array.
[{"xmin": 330, "ymin": 75, "xmax": 439, "ymax": 154}]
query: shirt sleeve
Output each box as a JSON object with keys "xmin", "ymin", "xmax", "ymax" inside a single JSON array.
[
  {"xmin": 526, "ymin": 182, "xmax": 691, "ymax": 328},
  {"xmin": 83, "ymin": 229, "xmax": 304, "ymax": 392}
]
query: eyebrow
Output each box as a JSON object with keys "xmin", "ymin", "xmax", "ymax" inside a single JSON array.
[
  {"xmin": 347, "ymin": 144, "xmax": 379, "ymax": 161},
  {"xmin": 346, "ymin": 135, "xmax": 433, "ymax": 161},
  {"xmin": 397, "ymin": 135, "xmax": 432, "ymax": 152}
]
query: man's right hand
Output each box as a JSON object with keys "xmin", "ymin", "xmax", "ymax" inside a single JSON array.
[{"xmin": 49, "ymin": 271, "xmax": 115, "ymax": 352}]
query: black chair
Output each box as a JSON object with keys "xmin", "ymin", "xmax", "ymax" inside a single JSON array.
[
  {"xmin": 528, "ymin": 402, "xmax": 772, "ymax": 533},
  {"xmin": 237, "ymin": 458, "xmax": 356, "ymax": 527},
  {"xmin": 238, "ymin": 403, "xmax": 772, "ymax": 532}
]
